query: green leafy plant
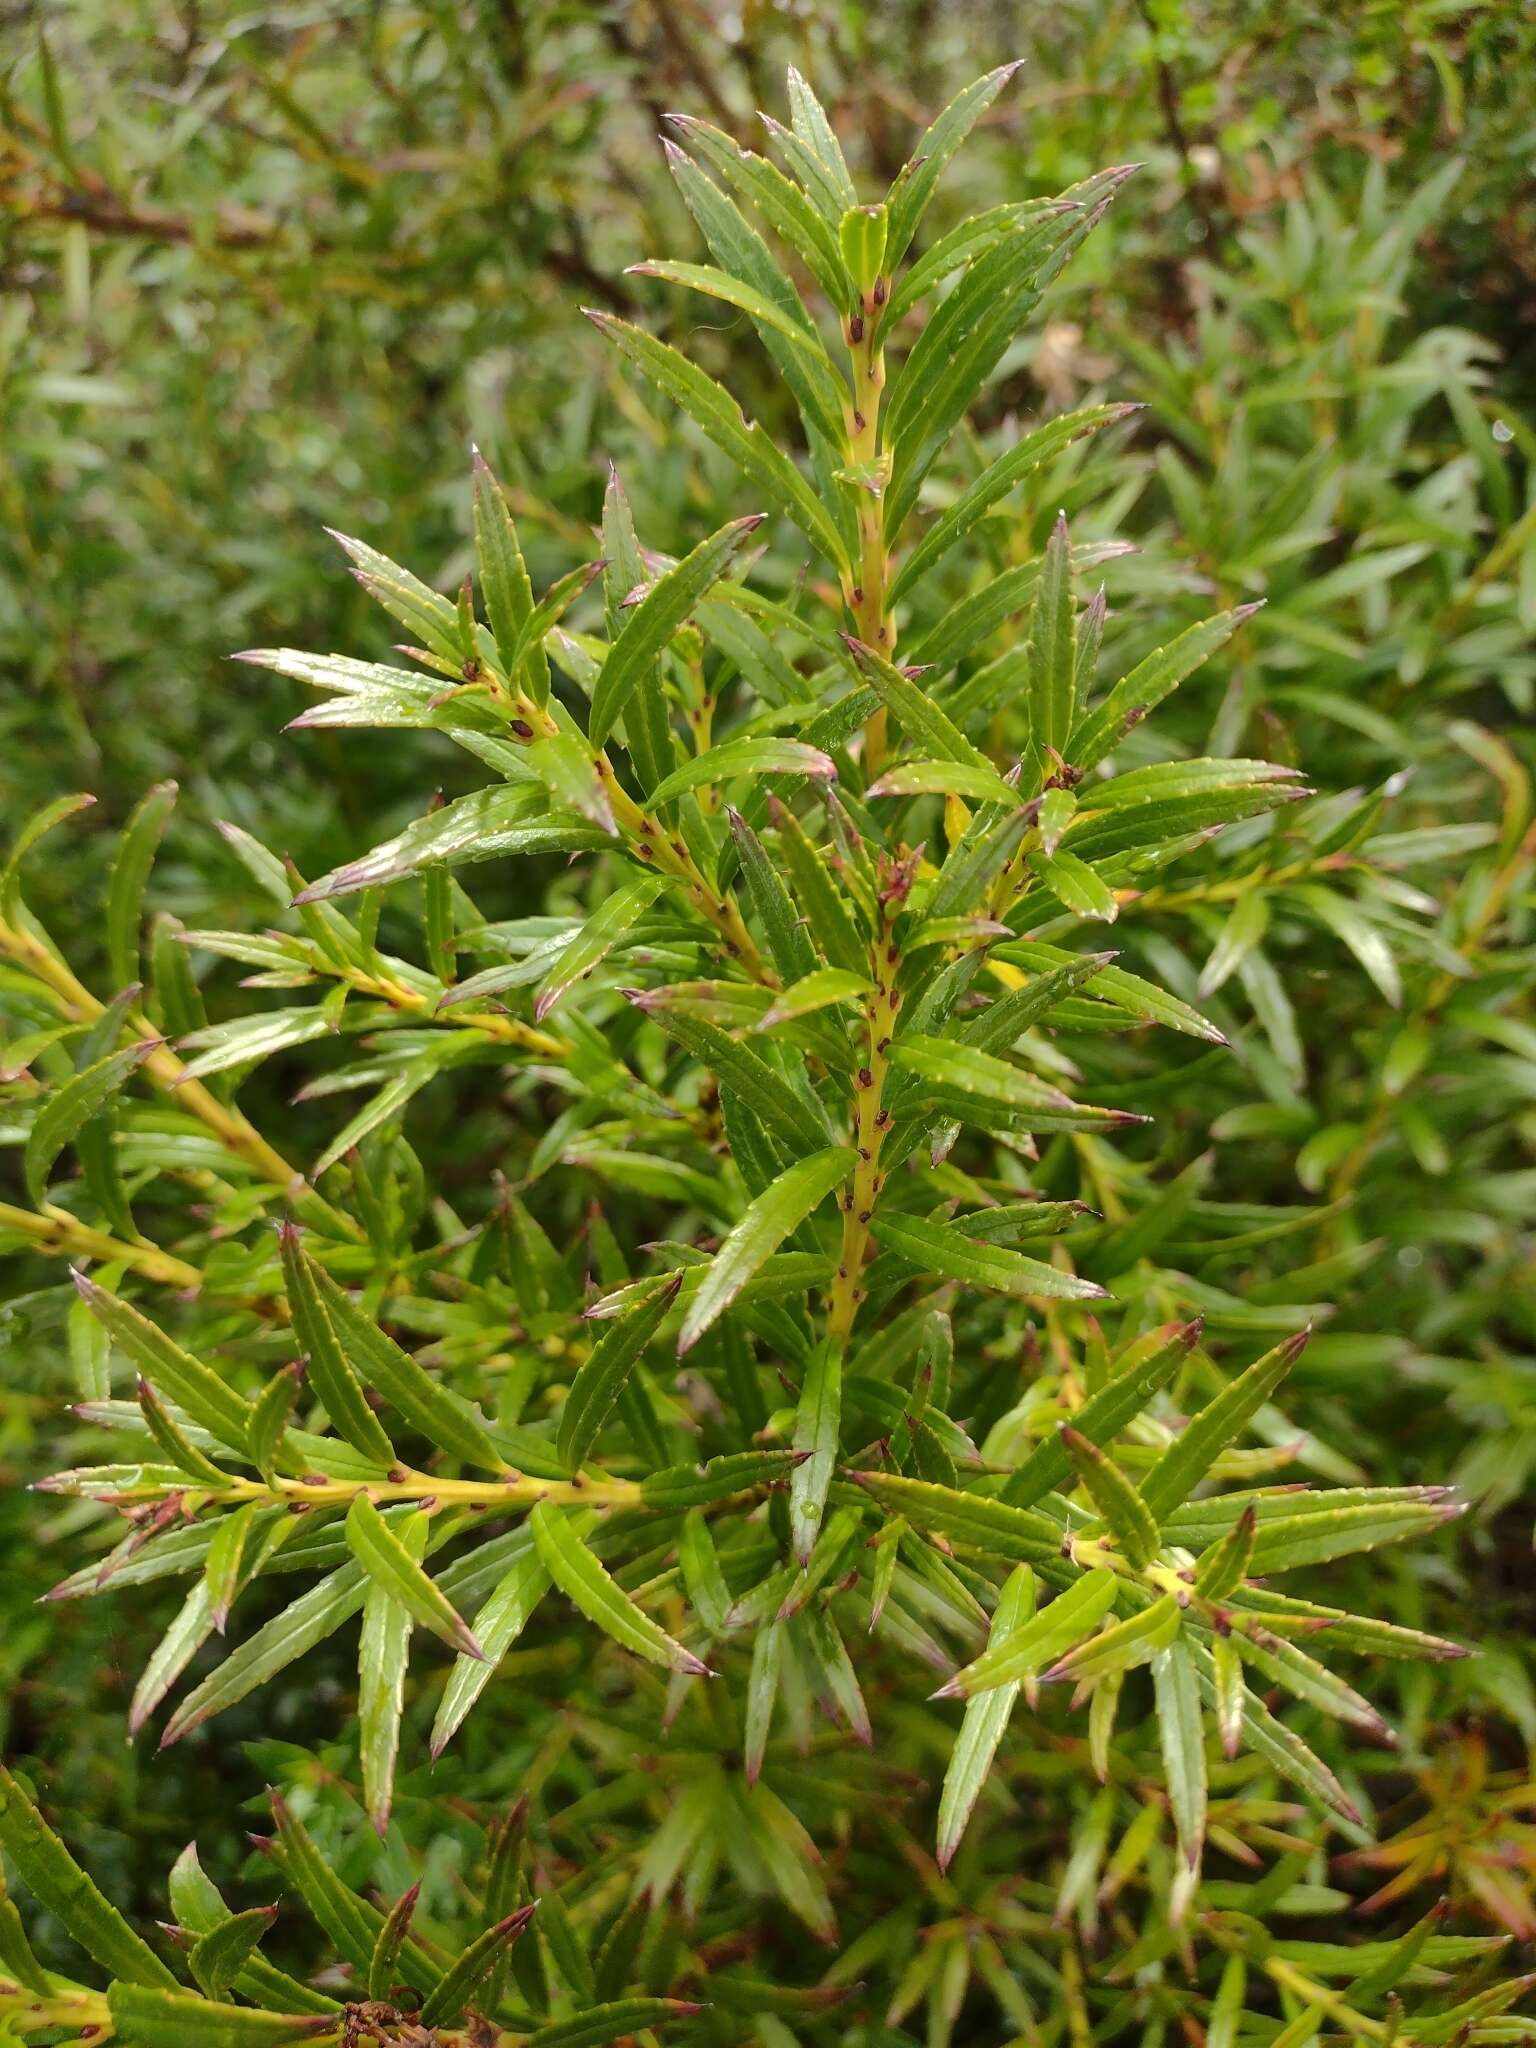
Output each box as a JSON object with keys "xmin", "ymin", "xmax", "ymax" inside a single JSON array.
[{"xmin": 1, "ymin": 62, "xmax": 1530, "ymax": 2048}]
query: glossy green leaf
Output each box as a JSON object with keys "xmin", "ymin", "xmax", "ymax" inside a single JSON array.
[
  {"xmin": 344, "ymin": 1495, "xmax": 482, "ymax": 1659},
  {"xmin": 560, "ymin": 1273, "xmax": 681, "ymax": 1469},
  {"xmin": 937, "ymin": 1570, "xmax": 1118, "ymax": 1698},
  {"xmin": 935, "ymin": 1563, "xmax": 1034, "ymax": 1870},
  {"xmin": 530, "ymin": 1501, "xmax": 707, "ymax": 1674},
  {"xmin": 25, "ymin": 1041, "xmax": 152, "ymax": 1207},
  {"xmin": 589, "ymin": 514, "xmax": 764, "ymax": 746},
  {"xmin": 588, "ymin": 314, "xmax": 849, "ymax": 568},
  {"xmin": 0, "ymin": 1765, "xmax": 177, "ymax": 1987},
  {"xmin": 869, "ymin": 1210, "xmax": 1107, "ymax": 1300},
  {"xmin": 106, "ymin": 780, "xmax": 177, "ymax": 993},
  {"xmin": 678, "ymin": 1146, "xmax": 855, "ymax": 1353}
]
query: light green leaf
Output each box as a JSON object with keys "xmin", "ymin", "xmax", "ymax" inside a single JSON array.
[
  {"xmin": 107, "ymin": 780, "xmax": 177, "ymax": 993},
  {"xmin": 938, "ymin": 1569, "xmax": 1119, "ymax": 1698},
  {"xmin": 188, "ymin": 1907, "xmax": 278, "ymax": 2001},
  {"xmin": 107, "ymin": 1983, "xmax": 329, "ymax": 2045},
  {"xmin": 559, "ymin": 1273, "xmax": 681, "ymax": 1470},
  {"xmin": 1060, "ymin": 1426, "xmax": 1159, "ymax": 1567},
  {"xmin": 590, "ymin": 515, "xmax": 766, "ymax": 748},
  {"xmin": 1152, "ymin": 1637, "xmax": 1206, "ymax": 1867},
  {"xmin": 1026, "ymin": 513, "xmax": 1075, "ymax": 763},
  {"xmin": 935, "ymin": 1563, "xmax": 1034, "ymax": 1870},
  {"xmin": 344, "ymin": 1495, "xmax": 481, "ymax": 1659},
  {"xmin": 533, "ymin": 871, "xmax": 665, "ymax": 1020},
  {"xmin": 870, "ymin": 1210, "xmax": 1107, "ymax": 1300},
  {"xmin": 1068, "ymin": 605, "xmax": 1262, "ymax": 772},
  {"xmin": 843, "ymin": 636, "xmax": 995, "ymax": 772},
  {"xmin": 525, "ymin": 731, "xmax": 617, "ymax": 836},
  {"xmin": 472, "ymin": 448, "xmax": 548, "ymax": 704},
  {"xmin": 760, "ymin": 966, "xmax": 872, "ymax": 1029},
  {"xmin": 279, "ymin": 1225, "xmax": 396, "ymax": 1467},
  {"xmin": 418, "ymin": 1906, "xmax": 537, "ymax": 2028},
  {"xmin": 307, "ymin": 1258, "xmax": 507, "ymax": 1473},
  {"xmin": 789, "ymin": 1337, "xmax": 842, "ymax": 1563},
  {"xmin": 530, "ymin": 1500, "xmax": 708, "ymax": 1674},
  {"xmin": 1027, "ymin": 848, "xmax": 1118, "ymax": 922},
  {"xmin": 891, "ymin": 403, "xmax": 1136, "ymax": 601},
  {"xmin": 296, "ymin": 784, "xmax": 605, "ymax": 904},
  {"xmin": 0, "ymin": 1764, "xmax": 177, "ymax": 1988},
  {"xmin": 73, "ymin": 1273, "xmax": 252, "ymax": 1457},
  {"xmin": 25, "ymin": 1041, "xmax": 152, "ymax": 1206},
  {"xmin": 647, "ymin": 736, "xmax": 835, "ymax": 809},
  {"xmin": 867, "ymin": 757, "xmax": 1020, "ymax": 806},
  {"xmin": 678, "ymin": 1147, "xmax": 855, "ymax": 1353},
  {"xmin": 1139, "ymin": 1329, "xmax": 1308, "ymax": 1520},
  {"xmin": 589, "ymin": 314, "xmax": 849, "ymax": 568}
]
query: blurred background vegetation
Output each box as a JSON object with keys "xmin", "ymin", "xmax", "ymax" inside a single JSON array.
[{"xmin": 2, "ymin": 0, "xmax": 1533, "ymax": 1946}]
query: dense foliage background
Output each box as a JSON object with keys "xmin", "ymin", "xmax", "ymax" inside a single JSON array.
[{"xmin": 1, "ymin": 0, "xmax": 1533, "ymax": 2039}]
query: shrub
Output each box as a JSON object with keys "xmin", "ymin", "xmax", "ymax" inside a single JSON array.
[{"xmin": 0, "ymin": 62, "xmax": 1531, "ymax": 2048}]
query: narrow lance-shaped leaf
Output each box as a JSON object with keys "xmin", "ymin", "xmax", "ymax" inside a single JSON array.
[
  {"xmin": 161, "ymin": 1563, "xmax": 370, "ymax": 1747},
  {"xmin": 344, "ymin": 1495, "xmax": 482, "ymax": 1660},
  {"xmin": 107, "ymin": 1981, "xmax": 332, "ymax": 2044},
  {"xmin": 842, "ymin": 635, "xmax": 996, "ymax": 773},
  {"xmin": 870, "ymin": 1210, "xmax": 1108, "ymax": 1302},
  {"xmin": 472, "ymin": 448, "xmax": 548, "ymax": 703},
  {"xmin": 883, "ymin": 62, "xmax": 1025, "ymax": 268},
  {"xmin": 789, "ymin": 1337, "xmax": 842, "ymax": 1563},
  {"xmin": 590, "ymin": 515, "xmax": 765, "ymax": 746},
  {"xmin": 525, "ymin": 731, "xmax": 617, "ymax": 837},
  {"xmin": 848, "ymin": 1470, "xmax": 1061, "ymax": 1567},
  {"xmin": 0, "ymin": 1764, "xmax": 177, "ymax": 1987},
  {"xmin": 295, "ymin": 784, "xmax": 604, "ymax": 904},
  {"xmin": 1139, "ymin": 1328, "xmax": 1308, "ymax": 1521},
  {"xmin": 588, "ymin": 313, "xmax": 849, "ymax": 570},
  {"xmin": 745, "ymin": 1618, "xmax": 784, "ymax": 1785},
  {"xmin": 645, "ymin": 736, "xmax": 836, "ymax": 809},
  {"xmin": 936, "ymin": 1569, "xmax": 1119, "ymax": 1699},
  {"xmin": 727, "ymin": 808, "xmax": 820, "ymax": 984},
  {"xmin": 936, "ymin": 1563, "xmax": 1035, "ymax": 1870},
  {"xmin": 279, "ymin": 1225, "xmax": 396, "ymax": 1467},
  {"xmin": 1046, "ymin": 1591, "xmax": 1182, "ymax": 1684},
  {"xmin": 188, "ymin": 1907, "xmax": 279, "ymax": 2000},
  {"xmin": 526, "ymin": 2000, "xmax": 705, "ymax": 2048},
  {"xmin": 358, "ymin": 1510, "xmax": 427, "ymax": 1835},
  {"xmin": 368, "ymin": 1882, "xmax": 421, "ymax": 2002},
  {"xmin": 1152, "ymin": 1636, "xmax": 1207, "ymax": 1869},
  {"xmin": 678, "ymin": 1146, "xmax": 855, "ymax": 1353},
  {"xmin": 1060, "ymin": 1426, "xmax": 1160, "ymax": 1566},
  {"xmin": 529, "ymin": 1500, "xmax": 709, "ymax": 1674},
  {"xmin": 890, "ymin": 402, "xmax": 1138, "ymax": 601},
  {"xmin": 560, "ymin": 1273, "xmax": 682, "ymax": 1471},
  {"xmin": 1000, "ymin": 1320, "xmax": 1201, "ymax": 1509},
  {"xmin": 1068, "ymin": 605, "xmax": 1262, "ymax": 773},
  {"xmin": 1026, "ymin": 513, "xmax": 1076, "ymax": 766},
  {"xmin": 25, "ymin": 1041, "xmax": 154, "ymax": 1206},
  {"xmin": 307, "ymin": 1257, "xmax": 507, "ymax": 1473},
  {"xmin": 73, "ymin": 1272, "xmax": 252, "ymax": 1458},
  {"xmin": 533, "ymin": 871, "xmax": 665, "ymax": 1021},
  {"xmin": 417, "ymin": 1905, "xmax": 538, "ymax": 2028},
  {"xmin": 2, "ymin": 790, "xmax": 96, "ymax": 919},
  {"xmin": 106, "ymin": 779, "xmax": 177, "ymax": 992}
]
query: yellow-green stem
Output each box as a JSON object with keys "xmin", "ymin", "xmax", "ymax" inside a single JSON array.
[
  {"xmin": 0, "ymin": 915, "xmax": 360, "ymax": 1239},
  {"xmin": 90, "ymin": 1466, "xmax": 643, "ymax": 1512},
  {"xmin": 507, "ymin": 692, "xmax": 771, "ymax": 984},
  {"xmin": 826, "ymin": 890, "xmax": 903, "ymax": 1343},
  {"xmin": 0, "ymin": 1199, "xmax": 202, "ymax": 1292}
]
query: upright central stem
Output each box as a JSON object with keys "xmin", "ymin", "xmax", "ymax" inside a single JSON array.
[
  {"xmin": 845, "ymin": 291, "xmax": 892, "ymax": 775},
  {"xmin": 826, "ymin": 879, "xmax": 903, "ymax": 1344}
]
